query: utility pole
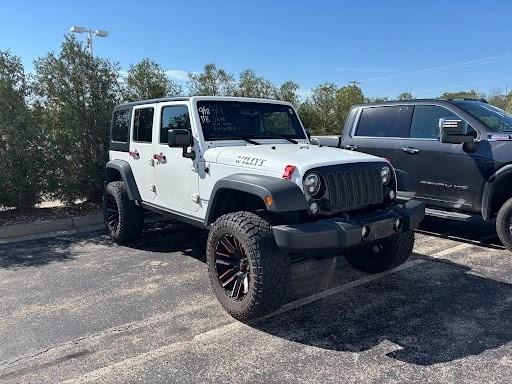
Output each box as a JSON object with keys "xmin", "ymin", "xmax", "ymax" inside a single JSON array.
[{"xmin": 69, "ymin": 26, "xmax": 108, "ymax": 56}]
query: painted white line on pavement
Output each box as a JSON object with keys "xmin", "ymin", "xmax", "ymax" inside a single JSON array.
[
  {"xmin": 62, "ymin": 241, "xmax": 472, "ymax": 383},
  {"xmin": 427, "ymin": 242, "xmax": 474, "ymax": 258}
]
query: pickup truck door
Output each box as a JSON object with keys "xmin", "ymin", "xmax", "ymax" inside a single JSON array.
[
  {"xmin": 395, "ymin": 104, "xmax": 485, "ymax": 210},
  {"xmin": 342, "ymin": 105, "xmax": 412, "ymax": 166}
]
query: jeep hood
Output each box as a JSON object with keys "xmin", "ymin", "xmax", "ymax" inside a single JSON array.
[{"xmin": 203, "ymin": 144, "xmax": 386, "ymax": 175}]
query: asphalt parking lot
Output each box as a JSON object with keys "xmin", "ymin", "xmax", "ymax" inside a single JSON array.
[{"xmin": 1, "ymin": 217, "xmax": 512, "ymax": 383}]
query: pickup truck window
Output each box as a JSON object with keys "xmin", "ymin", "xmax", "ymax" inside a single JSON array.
[
  {"xmin": 454, "ymin": 101, "xmax": 512, "ymax": 133},
  {"xmin": 160, "ymin": 105, "xmax": 191, "ymax": 144},
  {"xmin": 196, "ymin": 101, "xmax": 306, "ymax": 141},
  {"xmin": 355, "ymin": 106, "xmax": 401, "ymax": 137},
  {"xmin": 409, "ymin": 105, "xmax": 457, "ymax": 139},
  {"xmin": 132, "ymin": 107, "xmax": 154, "ymax": 143}
]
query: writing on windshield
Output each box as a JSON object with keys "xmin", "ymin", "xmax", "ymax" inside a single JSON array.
[{"xmin": 197, "ymin": 101, "xmax": 306, "ymax": 141}]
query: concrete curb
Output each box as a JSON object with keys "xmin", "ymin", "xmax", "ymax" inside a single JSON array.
[{"xmin": 0, "ymin": 213, "xmax": 103, "ymax": 241}]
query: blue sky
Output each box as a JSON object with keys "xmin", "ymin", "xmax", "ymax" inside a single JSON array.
[{"xmin": 1, "ymin": 0, "xmax": 512, "ymax": 98}]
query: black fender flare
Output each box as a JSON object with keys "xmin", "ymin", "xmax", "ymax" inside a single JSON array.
[
  {"xmin": 481, "ymin": 164, "xmax": 512, "ymax": 220},
  {"xmin": 104, "ymin": 160, "xmax": 141, "ymax": 201},
  {"xmin": 205, "ymin": 173, "xmax": 308, "ymax": 226}
]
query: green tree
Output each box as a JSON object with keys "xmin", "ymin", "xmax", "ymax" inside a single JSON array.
[
  {"xmin": 365, "ymin": 96, "xmax": 389, "ymax": 103},
  {"xmin": 0, "ymin": 50, "xmax": 44, "ymax": 210},
  {"xmin": 123, "ymin": 58, "xmax": 182, "ymax": 101},
  {"xmin": 336, "ymin": 84, "xmax": 364, "ymax": 127},
  {"xmin": 297, "ymin": 83, "xmax": 339, "ymax": 135},
  {"xmin": 397, "ymin": 92, "xmax": 415, "ymax": 100},
  {"xmin": 34, "ymin": 35, "xmax": 121, "ymax": 204},
  {"xmin": 275, "ymin": 80, "xmax": 300, "ymax": 106},
  {"xmin": 188, "ymin": 63, "xmax": 236, "ymax": 96},
  {"xmin": 439, "ymin": 90, "xmax": 481, "ymax": 100},
  {"xmin": 236, "ymin": 69, "xmax": 275, "ymax": 98}
]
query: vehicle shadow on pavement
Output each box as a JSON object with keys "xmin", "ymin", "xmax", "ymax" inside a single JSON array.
[
  {"xmin": 130, "ymin": 221, "xmax": 208, "ymax": 262},
  {"xmin": 253, "ymin": 255, "xmax": 512, "ymax": 366},
  {"xmin": 417, "ymin": 216, "xmax": 503, "ymax": 250},
  {"xmin": 0, "ymin": 231, "xmax": 109, "ymax": 269}
]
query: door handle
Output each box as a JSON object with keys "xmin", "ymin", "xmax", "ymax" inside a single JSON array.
[
  {"xmin": 345, "ymin": 144, "xmax": 358, "ymax": 151},
  {"xmin": 402, "ymin": 147, "xmax": 419, "ymax": 154},
  {"xmin": 128, "ymin": 150, "xmax": 140, "ymax": 159},
  {"xmin": 153, "ymin": 153, "xmax": 166, "ymax": 162}
]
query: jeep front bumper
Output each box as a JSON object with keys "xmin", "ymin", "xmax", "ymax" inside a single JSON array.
[{"xmin": 272, "ymin": 201, "xmax": 425, "ymax": 252}]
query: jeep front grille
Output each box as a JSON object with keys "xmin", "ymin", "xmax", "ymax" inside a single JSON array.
[{"xmin": 325, "ymin": 168, "xmax": 383, "ymax": 212}]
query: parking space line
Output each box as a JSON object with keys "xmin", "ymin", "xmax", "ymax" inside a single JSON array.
[
  {"xmin": 263, "ymin": 242, "xmax": 476, "ymax": 320},
  {"xmin": 260, "ymin": 259, "xmax": 426, "ymax": 320},
  {"xmin": 62, "ymin": 242, "xmax": 474, "ymax": 383},
  {"xmin": 426, "ymin": 242, "xmax": 474, "ymax": 258}
]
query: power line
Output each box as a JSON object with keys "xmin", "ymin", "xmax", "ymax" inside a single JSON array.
[{"xmin": 358, "ymin": 54, "xmax": 512, "ymax": 83}]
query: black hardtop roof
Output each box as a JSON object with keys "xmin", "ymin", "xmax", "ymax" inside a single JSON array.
[
  {"xmin": 114, "ymin": 97, "xmax": 190, "ymax": 109},
  {"xmin": 354, "ymin": 98, "xmax": 488, "ymax": 108}
]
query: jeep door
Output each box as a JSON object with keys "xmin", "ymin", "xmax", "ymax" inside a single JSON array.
[
  {"xmin": 129, "ymin": 104, "xmax": 157, "ymax": 202},
  {"xmin": 395, "ymin": 104, "xmax": 484, "ymax": 211},
  {"xmin": 153, "ymin": 102, "xmax": 200, "ymax": 213}
]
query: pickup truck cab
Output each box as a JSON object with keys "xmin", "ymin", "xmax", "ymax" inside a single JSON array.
[
  {"xmin": 313, "ymin": 99, "xmax": 512, "ymax": 251},
  {"xmin": 104, "ymin": 96, "xmax": 424, "ymax": 320}
]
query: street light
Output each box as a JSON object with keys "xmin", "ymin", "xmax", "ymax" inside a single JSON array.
[{"xmin": 69, "ymin": 26, "xmax": 108, "ymax": 56}]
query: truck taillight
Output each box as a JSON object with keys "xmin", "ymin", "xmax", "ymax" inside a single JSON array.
[{"xmin": 282, "ymin": 165, "xmax": 296, "ymax": 180}]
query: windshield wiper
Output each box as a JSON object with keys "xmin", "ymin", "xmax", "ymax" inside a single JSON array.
[
  {"xmin": 255, "ymin": 135, "xmax": 299, "ymax": 144},
  {"xmin": 208, "ymin": 136, "xmax": 261, "ymax": 145}
]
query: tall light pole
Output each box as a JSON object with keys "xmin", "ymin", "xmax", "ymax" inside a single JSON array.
[{"xmin": 70, "ymin": 26, "xmax": 108, "ymax": 56}]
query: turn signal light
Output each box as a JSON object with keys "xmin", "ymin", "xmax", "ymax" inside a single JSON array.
[{"xmin": 282, "ymin": 165, "xmax": 296, "ymax": 180}]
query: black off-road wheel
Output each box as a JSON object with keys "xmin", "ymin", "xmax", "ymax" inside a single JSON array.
[
  {"xmin": 104, "ymin": 181, "xmax": 144, "ymax": 244},
  {"xmin": 206, "ymin": 211, "xmax": 290, "ymax": 321},
  {"xmin": 344, "ymin": 231, "xmax": 414, "ymax": 273},
  {"xmin": 496, "ymin": 197, "xmax": 512, "ymax": 252}
]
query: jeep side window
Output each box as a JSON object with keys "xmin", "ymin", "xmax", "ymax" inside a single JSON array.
[
  {"xmin": 355, "ymin": 106, "xmax": 401, "ymax": 137},
  {"xmin": 111, "ymin": 109, "xmax": 131, "ymax": 142},
  {"xmin": 132, "ymin": 107, "xmax": 154, "ymax": 143},
  {"xmin": 160, "ymin": 106, "xmax": 191, "ymax": 144},
  {"xmin": 409, "ymin": 105, "xmax": 458, "ymax": 139}
]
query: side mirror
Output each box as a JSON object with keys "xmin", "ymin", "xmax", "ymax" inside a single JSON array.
[
  {"xmin": 310, "ymin": 137, "xmax": 320, "ymax": 146},
  {"xmin": 168, "ymin": 129, "xmax": 196, "ymax": 160},
  {"xmin": 168, "ymin": 129, "xmax": 191, "ymax": 147},
  {"xmin": 439, "ymin": 118, "xmax": 474, "ymax": 144}
]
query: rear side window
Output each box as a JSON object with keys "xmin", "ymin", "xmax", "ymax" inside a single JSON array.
[
  {"xmin": 132, "ymin": 107, "xmax": 154, "ymax": 143},
  {"xmin": 355, "ymin": 106, "xmax": 401, "ymax": 137},
  {"xmin": 410, "ymin": 105, "xmax": 458, "ymax": 139},
  {"xmin": 111, "ymin": 109, "xmax": 131, "ymax": 142},
  {"xmin": 160, "ymin": 105, "xmax": 191, "ymax": 144}
]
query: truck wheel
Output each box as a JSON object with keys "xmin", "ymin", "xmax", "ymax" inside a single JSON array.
[
  {"xmin": 496, "ymin": 197, "xmax": 512, "ymax": 252},
  {"xmin": 344, "ymin": 231, "xmax": 414, "ymax": 273},
  {"xmin": 206, "ymin": 211, "xmax": 290, "ymax": 321},
  {"xmin": 104, "ymin": 181, "xmax": 143, "ymax": 244}
]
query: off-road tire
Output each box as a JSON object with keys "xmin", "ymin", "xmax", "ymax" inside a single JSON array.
[
  {"xmin": 104, "ymin": 181, "xmax": 143, "ymax": 244},
  {"xmin": 206, "ymin": 211, "xmax": 290, "ymax": 321},
  {"xmin": 344, "ymin": 231, "xmax": 414, "ymax": 273},
  {"xmin": 496, "ymin": 197, "xmax": 512, "ymax": 252}
]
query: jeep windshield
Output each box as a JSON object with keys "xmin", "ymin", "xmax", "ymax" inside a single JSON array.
[
  {"xmin": 453, "ymin": 101, "xmax": 512, "ymax": 132},
  {"xmin": 196, "ymin": 100, "xmax": 307, "ymax": 141}
]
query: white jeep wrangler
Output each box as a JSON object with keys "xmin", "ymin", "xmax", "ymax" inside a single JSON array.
[{"xmin": 104, "ymin": 96, "xmax": 424, "ymax": 320}]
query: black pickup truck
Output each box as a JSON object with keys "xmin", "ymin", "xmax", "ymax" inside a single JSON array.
[{"xmin": 312, "ymin": 99, "xmax": 512, "ymax": 251}]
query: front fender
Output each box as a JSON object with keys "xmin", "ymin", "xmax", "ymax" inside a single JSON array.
[
  {"xmin": 481, "ymin": 164, "xmax": 512, "ymax": 220},
  {"xmin": 205, "ymin": 173, "xmax": 308, "ymax": 226}
]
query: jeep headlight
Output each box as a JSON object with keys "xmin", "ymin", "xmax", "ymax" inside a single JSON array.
[
  {"xmin": 304, "ymin": 173, "xmax": 321, "ymax": 196},
  {"xmin": 381, "ymin": 166, "xmax": 392, "ymax": 185}
]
